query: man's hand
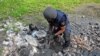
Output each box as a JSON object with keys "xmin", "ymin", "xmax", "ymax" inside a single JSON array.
[{"xmin": 55, "ymin": 26, "xmax": 65, "ymax": 36}]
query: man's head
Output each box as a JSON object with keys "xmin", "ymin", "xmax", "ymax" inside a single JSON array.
[{"xmin": 43, "ymin": 7, "xmax": 57, "ymax": 22}]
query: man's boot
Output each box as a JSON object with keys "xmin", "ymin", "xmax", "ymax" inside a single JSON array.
[{"xmin": 62, "ymin": 40, "xmax": 70, "ymax": 48}]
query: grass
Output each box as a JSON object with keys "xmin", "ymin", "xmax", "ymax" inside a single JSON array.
[
  {"xmin": 0, "ymin": 0, "xmax": 100, "ymax": 20},
  {"xmin": 0, "ymin": 47, "xmax": 3, "ymax": 56}
]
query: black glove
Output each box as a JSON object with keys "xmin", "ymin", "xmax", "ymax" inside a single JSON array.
[
  {"xmin": 47, "ymin": 30, "xmax": 52, "ymax": 34},
  {"xmin": 29, "ymin": 24, "xmax": 38, "ymax": 31},
  {"xmin": 51, "ymin": 34, "xmax": 56, "ymax": 38}
]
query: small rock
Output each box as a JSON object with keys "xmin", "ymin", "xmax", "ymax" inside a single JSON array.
[
  {"xmin": 0, "ymin": 28, "xmax": 4, "ymax": 32},
  {"xmin": 96, "ymin": 37, "xmax": 100, "ymax": 41},
  {"xmin": 97, "ymin": 43, "xmax": 100, "ymax": 47},
  {"xmin": 81, "ymin": 15, "xmax": 85, "ymax": 18},
  {"xmin": 58, "ymin": 52, "xmax": 63, "ymax": 56},
  {"xmin": 35, "ymin": 30, "xmax": 47, "ymax": 39},
  {"xmin": 25, "ymin": 35, "xmax": 38, "ymax": 46}
]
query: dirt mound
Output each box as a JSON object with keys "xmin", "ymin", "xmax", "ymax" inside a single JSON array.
[{"xmin": 75, "ymin": 4, "xmax": 100, "ymax": 18}]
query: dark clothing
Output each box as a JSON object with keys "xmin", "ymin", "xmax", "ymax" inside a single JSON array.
[
  {"xmin": 53, "ymin": 10, "xmax": 71, "ymax": 34},
  {"xmin": 49, "ymin": 10, "xmax": 71, "ymax": 45}
]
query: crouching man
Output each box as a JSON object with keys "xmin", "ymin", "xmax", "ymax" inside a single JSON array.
[{"xmin": 43, "ymin": 7, "xmax": 71, "ymax": 48}]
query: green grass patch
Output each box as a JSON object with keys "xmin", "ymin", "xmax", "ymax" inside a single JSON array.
[
  {"xmin": 0, "ymin": 0, "xmax": 100, "ymax": 20},
  {"xmin": 0, "ymin": 47, "xmax": 3, "ymax": 56}
]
